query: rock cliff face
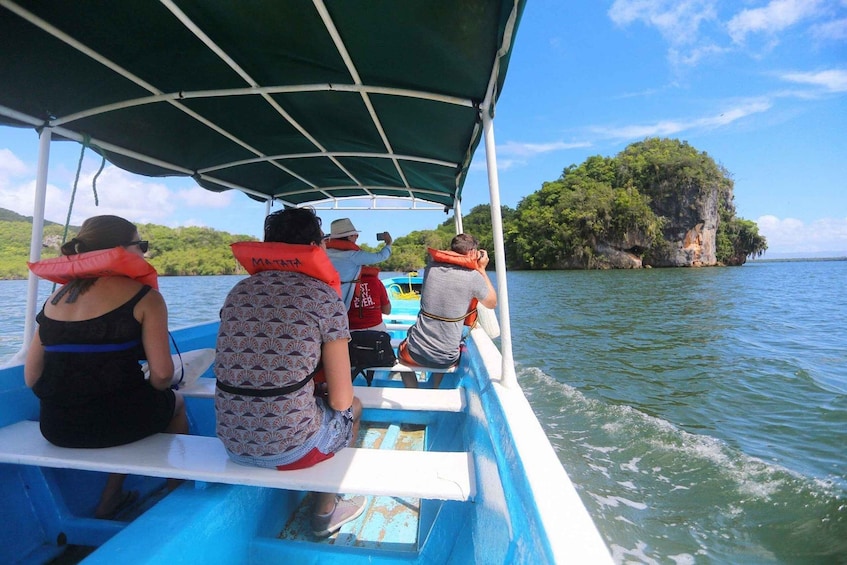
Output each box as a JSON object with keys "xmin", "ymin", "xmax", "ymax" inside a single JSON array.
[
  {"xmin": 646, "ymin": 177, "xmax": 719, "ymax": 267},
  {"xmin": 593, "ymin": 243, "xmax": 643, "ymax": 268},
  {"xmin": 590, "ymin": 228, "xmax": 652, "ymax": 268},
  {"xmin": 594, "ymin": 177, "xmax": 720, "ymax": 268}
]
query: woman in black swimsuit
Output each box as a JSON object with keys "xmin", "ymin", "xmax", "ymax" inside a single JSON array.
[{"xmin": 24, "ymin": 215, "xmax": 188, "ymax": 519}]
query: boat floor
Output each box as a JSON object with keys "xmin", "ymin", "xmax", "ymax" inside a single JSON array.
[{"xmin": 278, "ymin": 422, "xmax": 426, "ymax": 550}]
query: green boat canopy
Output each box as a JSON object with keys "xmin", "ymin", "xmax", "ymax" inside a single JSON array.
[{"xmin": 0, "ymin": 0, "xmax": 526, "ymax": 210}]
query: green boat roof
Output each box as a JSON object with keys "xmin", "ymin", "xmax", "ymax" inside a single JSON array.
[{"xmin": 0, "ymin": 0, "xmax": 526, "ymax": 210}]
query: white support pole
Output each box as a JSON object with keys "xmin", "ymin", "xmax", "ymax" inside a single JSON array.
[
  {"xmin": 23, "ymin": 128, "xmax": 52, "ymax": 352},
  {"xmin": 454, "ymin": 198, "xmax": 463, "ymax": 234},
  {"xmin": 481, "ymin": 110, "xmax": 516, "ymax": 388}
]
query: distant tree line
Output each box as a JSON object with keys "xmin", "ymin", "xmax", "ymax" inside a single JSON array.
[
  {"xmin": 0, "ymin": 216, "xmax": 256, "ymax": 279},
  {"xmin": 0, "ymin": 138, "xmax": 767, "ymax": 277}
]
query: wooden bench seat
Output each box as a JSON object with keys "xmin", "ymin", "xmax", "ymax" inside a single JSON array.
[
  {"xmin": 180, "ymin": 379, "xmax": 465, "ymax": 412},
  {"xmin": 0, "ymin": 420, "xmax": 474, "ymax": 501}
]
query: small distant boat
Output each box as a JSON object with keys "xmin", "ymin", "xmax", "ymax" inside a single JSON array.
[
  {"xmin": 0, "ymin": 2, "xmax": 612, "ymax": 563},
  {"xmin": 384, "ymin": 273, "xmax": 423, "ymax": 323}
]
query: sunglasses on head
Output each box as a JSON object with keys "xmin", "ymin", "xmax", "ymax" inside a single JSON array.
[{"xmin": 127, "ymin": 240, "xmax": 149, "ymax": 253}]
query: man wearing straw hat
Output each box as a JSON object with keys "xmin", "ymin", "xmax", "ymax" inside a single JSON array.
[{"xmin": 324, "ymin": 218, "xmax": 393, "ymax": 309}]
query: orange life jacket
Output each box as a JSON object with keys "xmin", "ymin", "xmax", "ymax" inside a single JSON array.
[
  {"xmin": 28, "ymin": 246, "xmax": 159, "ymax": 289},
  {"xmin": 424, "ymin": 247, "xmax": 483, "ymax": 327},
  {"xmin": 230, "ymin": 241, "xmax": 342, "ymax": 297},
  {"xmin": 427, "ymin": 248, "xmax": 482, "ymax": 270}
]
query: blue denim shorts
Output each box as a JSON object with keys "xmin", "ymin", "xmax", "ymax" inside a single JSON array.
[{"xmin": 225, "ymin": 397, "xmax": 354, "ymax": 469}]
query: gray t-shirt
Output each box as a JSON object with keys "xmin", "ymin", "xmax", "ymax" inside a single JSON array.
[{"xmin": 405, "ymin": 264, "xmax": 490, "ymax": 367}]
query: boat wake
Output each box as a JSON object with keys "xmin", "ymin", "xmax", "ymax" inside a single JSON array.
[{"xmin": 517, "ymin": 364, "xmax": 847, "ymax": 564}]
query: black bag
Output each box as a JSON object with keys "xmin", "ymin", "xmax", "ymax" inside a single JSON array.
[{"xmin": 348, "ymin": 330, "xmax": 396, "ymax": 386}]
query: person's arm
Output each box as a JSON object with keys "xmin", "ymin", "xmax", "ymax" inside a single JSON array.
[
  {"xmin": 351, "ymin": 242, "xmax": 392, "ymax": 265},
  {"xmin": 321, "ymin": 338, "xmax": 353, "ymax": 411},
  {"xmin": 24, "ymin": 332, "xmax": 44, "ymax": 388},
  {"xmin": 136, "ymin": 289, "xmax": 175, "ymax": 390},
  {"xmin": 475, "ymin": 250, "xmax": 497, "ymax": 309}
]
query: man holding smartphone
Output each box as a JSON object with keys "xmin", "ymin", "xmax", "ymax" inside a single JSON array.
[{"xmin": 324, "ymin": 218, "xmax": 393, "ymax": 309}]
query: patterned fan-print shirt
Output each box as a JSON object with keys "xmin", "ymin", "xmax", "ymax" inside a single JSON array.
[{"xmin": 214, "ymin": 270, "xmax": 350, "ymax": 460}]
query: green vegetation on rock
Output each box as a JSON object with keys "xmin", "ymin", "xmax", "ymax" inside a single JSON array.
[{"xmin": 1, "ymin": 138, "xmax": 768, "ymax": 276}]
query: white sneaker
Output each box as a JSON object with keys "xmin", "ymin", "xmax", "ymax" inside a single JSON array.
[{"xmin": 311, "ymin": 495, "xmax": 366, "ymax": 537}]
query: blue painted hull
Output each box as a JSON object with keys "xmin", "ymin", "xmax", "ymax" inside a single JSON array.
[{"xmin": 0, "ymin": 308, "xmax": 611, "ymax": 564}]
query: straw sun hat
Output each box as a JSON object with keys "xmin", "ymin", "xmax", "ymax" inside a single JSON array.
[{"xmin": 329, "ymin": 218, "xmax": 360, "ymax": 238}]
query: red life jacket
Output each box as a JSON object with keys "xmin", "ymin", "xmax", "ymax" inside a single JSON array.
[
  {"xmin": 324, "ymin": 238, "xmax": 360, "ymax": 252},
  {"xmin": 230, "ymin": 241, "xmax": 342, "ymax": 297},
  {"xmin": 425, "ymin": 247, "xmax": 483, "ymax": 327},
  {"xmin": 359, "ymin": 265, "xmax": 380, "ymax": 278},
  {"xmin": 28, "ymin": 246, "xmax": 159, "ymax": 289}
]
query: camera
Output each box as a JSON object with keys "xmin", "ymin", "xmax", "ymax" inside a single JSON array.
[{"xmin": 376, "ymin": 232, "xmax": 388, "ymax": 241}]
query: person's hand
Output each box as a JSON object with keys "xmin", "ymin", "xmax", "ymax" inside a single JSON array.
[
  {"xmin": 382, "ymin": 232, "xmax": 393, "ymax": 245},
  {"xmin": 477, "ymin": 249, "xmax": 489, "ymax": 269}
]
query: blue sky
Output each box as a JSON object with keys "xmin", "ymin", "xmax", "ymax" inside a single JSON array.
[{"xmin": 1, "ymin": 0, "xmax": 845, "ymax": 258}]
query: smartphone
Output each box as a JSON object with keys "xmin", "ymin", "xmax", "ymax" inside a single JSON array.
[{"xmin": 376, "ymin": 232, "xmax": 388, "ymax": 241}]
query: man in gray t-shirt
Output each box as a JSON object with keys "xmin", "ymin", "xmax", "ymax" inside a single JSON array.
[{"xmin": 401, "ymin": 233, "xmax": 497, "ymax": 388}]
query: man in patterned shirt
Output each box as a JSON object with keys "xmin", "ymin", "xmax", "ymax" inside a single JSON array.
[{"xmin": 214, "ymin": 207, "xmax": 365, "ymax": 537}]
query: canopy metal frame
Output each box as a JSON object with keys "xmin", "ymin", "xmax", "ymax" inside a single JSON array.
[{"xmin": 1, "ymin": 0, "xmax": 523, "ymax": 386}]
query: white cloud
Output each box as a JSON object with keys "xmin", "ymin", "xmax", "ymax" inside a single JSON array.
[
  {"xmin": 591, "ymin": 99, "xmax": 772, "ymax": 140},
  {"xmin": 177, "ymin": 186, "xmax": 233, "ymax": 208},
  {"xmin": 0, "ymin": 157, "xmax": 177, "ymax": 224},
  {"xmin": 810, "ymin": 17, "xmax": 847, "ymax": 41},
  {"xmin": 757, "ymin": 214, "xmax": 847, "ymax": 254},
  {"xmin": 609, "ymin": 0, "xmax": 718, "ymax": 46},
  {"xmin": 0, "ymin": 148, "xmax": 29, "ymax": 180},
  {"xmin": 609, "ymin": 0, "xmax": 841, "ymax": 67},
  {"xmin": 469, "ymin": 140, "xmax": 592, "ymax": 171},
  {"xmin": 727, "ymin": 0, "xmax": 824, "ymax": 43},
  {"xmin": 498, "ymin": 140, "xmax": 592, "ymax": 158},
  {"xmin": 779, "ymin": 69, "xmax": 847, "ymax": 92},
  {"xmin": 60, "ymin": 166, "xmax": 177, "ymax": 225},
  {"xmin": 0, "ymin": 146, "xmax": 242, "ymax": 229},
  {"xmin": 668, "ymin": 43, "xmax": 729, "ymax": 66}
]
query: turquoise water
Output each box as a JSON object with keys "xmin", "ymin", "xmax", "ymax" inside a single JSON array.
[{"xmin": 2, "ymin": 262, "xmax": 845, "ymax": 563}]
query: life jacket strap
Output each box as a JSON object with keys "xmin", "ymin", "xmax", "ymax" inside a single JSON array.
[
  {"xmin": 216, "ymin": 364, "xmax": 321, "ymax": 397},
  {"xmin": 420, "ymin": 308, "xmax": 475, "ymax": 324}
]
